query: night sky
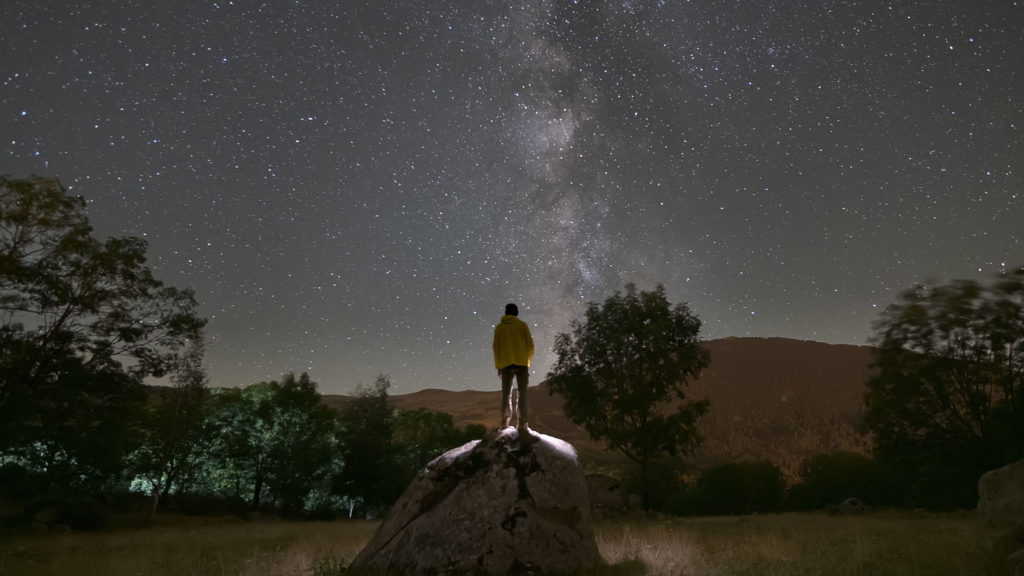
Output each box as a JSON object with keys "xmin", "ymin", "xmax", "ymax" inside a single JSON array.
[{"xmin": 3, "ymin": 1, "xmax": 1020, "ymax": 394}]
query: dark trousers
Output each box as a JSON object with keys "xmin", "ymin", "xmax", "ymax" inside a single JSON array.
[{"xmin": 500, "ymin": 364, "xmax": 529, "ymax": 426}]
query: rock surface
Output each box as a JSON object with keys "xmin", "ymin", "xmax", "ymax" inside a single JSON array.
[
  {"xmin": 978, "ymin": 458, "xmax": 1024, "ymax": 531},
  {"xmin": 350, "ymin": 428, "xmax": 602, "ymax": 575},
  {"xmin": 978, "ymin": 458, "xmax": 1024, "ymax": 574}
]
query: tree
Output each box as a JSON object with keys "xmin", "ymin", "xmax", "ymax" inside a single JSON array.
[
  {"xmin": 262, "ymin": 373, "xmax": 337, "ymax": 514},
  {"xmin": 547, "ymin": 283, "xmax": 710, "ymax": 508},
  {"xmin": 393, "ymin": 407, "xmax": 487, "ymax": 486},
  {"xmin": 335, "ymin": 375, "xmax": 403, "ymax": 517},
  {"xmin": 128, "ymin": 337, "xmax": 210, "ymax": 517},
  {"xmin": 864, "ymin": 268, "xmax": 1024, "ymax": 508},
  {"xmin": 1, "ymin": 175, "xmax": 205, "ymax": 491},
  {"xmin": 0, "ymin": 175, "xmax": 205, "ymax": 380},
  {"xmin": 0, "ymin": 340, "xmax": 143, "ymax": 491},
  {"xmin": 202, "ymin": 373, "xmax": 336, "ymax": 514}
]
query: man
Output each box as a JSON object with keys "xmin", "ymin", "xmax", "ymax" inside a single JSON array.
[{"xmin": 493, "ymin": 303, "xmax": 534, "ymax": 430}]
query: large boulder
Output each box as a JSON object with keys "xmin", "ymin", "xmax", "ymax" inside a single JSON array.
[
  {"xmin": 978, "ymin": 458, "xmax": 1024, "ymax": 575},
  {"xmin": 351, "ymin": 428, "xmax": 602, "ymax": 575},
  {"xmin": 978, "ymin": 458, "xmax": 1024, "ymax": 531}
]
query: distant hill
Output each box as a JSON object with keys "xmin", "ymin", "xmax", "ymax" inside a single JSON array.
[{"xmin": 321, "ymin": 337, "xmax": 876, "ymax": 480}]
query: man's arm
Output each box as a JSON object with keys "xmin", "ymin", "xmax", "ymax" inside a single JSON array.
[{"xmin": 493, "ymin": 325, "xmax": 502, "ymax": 369}]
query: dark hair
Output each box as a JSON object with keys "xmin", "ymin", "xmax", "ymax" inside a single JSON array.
[{"xmin": 504, "ymin": 303, "xmax": 519, "ymax": 316}]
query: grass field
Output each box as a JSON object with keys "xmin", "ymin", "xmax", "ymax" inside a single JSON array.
[{"xmin": 0, "ymin": 510, "xmax": 999, "ymax": 575}]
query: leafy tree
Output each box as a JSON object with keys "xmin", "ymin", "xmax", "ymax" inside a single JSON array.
[
  {"xmin": 128, "ymin": 338, "xmax": 210, "ymax": 517},
  {"xmin": 201, "ymin": 387, "xmax": 262, "ymax": 504},
  {"xmin": 620, "ymin": 455, "xmax": 694, "ymax": 515},
  {"xmin": 0, "ymin": 341, "xmax": 143, "ymax": 491},
  {"xmin": 0, "ymin": 175, "xmax": 205, "ymax": 379},
  {"xmin": 263, "ymin": 373, "xmax": 338, "ymax": 514},
  {"xmin": 1, "ymin": 175, "xmax": 205, "ymax": 491},
  {"xmin": 547, "ymin": 283, "xmax": 710, "ymax": 508},
  {"xmin": 393, "ymin": 407, "xmax": 487, "ymax": 485},
  {"xmin": 335, "ymin": 375, "xmax": 403, "ymax": 517},
  {"xmin": 865, "ymin": 268, "xmax": 1024, "ymax": 508},
  {"xmin": 202, "ymin": 373, "xmax": 336, "ymax": 514}
]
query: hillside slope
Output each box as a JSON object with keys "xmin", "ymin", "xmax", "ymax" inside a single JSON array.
[{"xmin": 322, "ymin": 337, "xmax": 876, "ymax": 479}]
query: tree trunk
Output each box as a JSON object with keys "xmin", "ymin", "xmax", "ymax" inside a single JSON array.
[
  {"xmin": 253, "ymin": 475, "xmax": 263, "ymax": 507},
  {"xmin": 640, "ymin": 454, "xmax": 649, "ymax": 510},
  {"xmin": 160, "ymin": 462, "xmax": 176, "ymax": 506},
  {"xmin": 148, "ymin": 479, "xmax": 163, "ymax": 519}
]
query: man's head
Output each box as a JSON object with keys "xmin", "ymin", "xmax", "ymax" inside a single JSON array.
[{"xmin": 504, "ymin": 303, "xmax": 519, "ymax": 316}]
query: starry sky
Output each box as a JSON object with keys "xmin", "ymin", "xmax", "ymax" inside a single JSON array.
[{"xmin": 2, "ymin": 1, "xmax": 1020, "ymax": 394}]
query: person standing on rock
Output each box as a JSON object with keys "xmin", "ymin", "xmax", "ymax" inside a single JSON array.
[{"xmin": 493, "ymin": 303, "xmax": 534, "ymax": 430}]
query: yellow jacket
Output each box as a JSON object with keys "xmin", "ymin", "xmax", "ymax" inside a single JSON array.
[{"xmin": 493, "ymin": 314, "xmax": 534, "ymax": 369}]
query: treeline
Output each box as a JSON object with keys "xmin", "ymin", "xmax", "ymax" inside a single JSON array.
[
  {"xmin": 1, "ymin": 368, "xmax": 484, "ymax": 528},
  {"xmin": 3, "ymin": 176, "xmax": 1021, "ymax": 528},
  {"xmin": 627, "ymin": 440, "xmax": 1019, "ymax": 518},
  {"xmin": 561, "ymin": 275, "xmax": 1022, "ymax": 517},
  {"xmin": 0, "ymin": 175, "xmax": 483, "ymax": 529},
  {"xmin": 644, "ymin": 264, "xmax": 1024, "ymax": 516},
  {"xmin": 622, "ymin": 451, "xmax": 900, "ymax": 517}
]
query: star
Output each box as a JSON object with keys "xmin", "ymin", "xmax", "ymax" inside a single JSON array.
[{"xmin": 2, "ymin": 0, "xmax": 1019, "ymax": 393}]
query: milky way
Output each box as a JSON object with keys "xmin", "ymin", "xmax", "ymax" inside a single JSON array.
[{"xmin": 3, "ymin": 1, "xmax": 1020, "ymax": 393}]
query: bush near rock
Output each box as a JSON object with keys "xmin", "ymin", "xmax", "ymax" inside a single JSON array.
[{"xmin": 351, "ymin": 428, "xmax": 601, "ymax": 575}]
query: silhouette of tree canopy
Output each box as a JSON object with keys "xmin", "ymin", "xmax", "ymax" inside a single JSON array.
[
  {"xmin": 334, "ymin": 377, "xmax": 486, "ymax": 517},
  {"xmin": 865, "ymin": 267, "xmax": 1024, "ymax": 508},
  {"xmin": 203, "ymin": 373, "xmax": 336, "ymax": 513},
  {"xmin": 0, "ymin": 176, "xmax": 205, "ymax": 378},
  {"xmin": 393, "ymin": 407, "xmax": 483, "ymax": 480},
  {"xmin": 334, "ymin": 375, "xmax": 404, "ymax": 516},
  {"xmin": 1, "ymin": 175, "xmax": 206, "ymax": 489},
  {"xmin": 695, "ymin": 460, "xmax": 786, "ymax": 515},
  {"xmin": 547, "ymin": 283, "xmax": 709, "ymax": 508},
  {"xmin": 129, "ymin": 338, "xmax": 210, "ymax": 517},
  {"xmin": 788, "ymin": 451, "xmax": 886, "ymax": 510}
]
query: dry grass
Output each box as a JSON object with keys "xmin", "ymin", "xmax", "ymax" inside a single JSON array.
[
  {"xmin": 595, "ymin": 511, "xmax": 995, "ymax": 576},
  {"xmin": 0, "ymin": 514, "xmax": 376, "ymax": 576},
  {"xmin": 596, "ymin": 521, "xmax": 700, "ymax": 575},
  {"xmin": 0, "ymin": 511, "xmax": 997, "ymax": 576}
]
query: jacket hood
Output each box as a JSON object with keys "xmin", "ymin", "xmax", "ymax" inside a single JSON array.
[{"xmin": 500, "ymin": 314, "xmax": 518, "ymax": 324}]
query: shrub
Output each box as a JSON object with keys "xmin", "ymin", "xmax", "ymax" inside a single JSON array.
[
  {"xmin": 21, "ymin": 496, "xmax": 110, "ymax": 531},
  {"xmin": 621, "ymin": 457, "xmax": 695, "ymax": 514},
  {"xmin": 695, "ymin": 460, "xmax": 785, "ymax": 515},
  {"xmin": 59, "ymin": 497, "xmax": 110, "ymax": 530},
  {"xmin": 788, "ymin": 451, "xmax": 882, "ymax": 510}
]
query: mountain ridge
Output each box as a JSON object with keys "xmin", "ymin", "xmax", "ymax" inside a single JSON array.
[{"xmin": 321, "ymin": 337, "xmax": 877, "ymax": 479}]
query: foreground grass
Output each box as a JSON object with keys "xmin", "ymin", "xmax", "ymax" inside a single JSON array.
[
  {"xmin": 596, "ymin": 511, "xmax": 995, "ymax": 576},
  {"xmin": 0, "ymin": 511, "xmax": 997, "ymax": 575},
  {"xmin": 0, "ymin": 514, "xmax": 377, "ymax": 576}
]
